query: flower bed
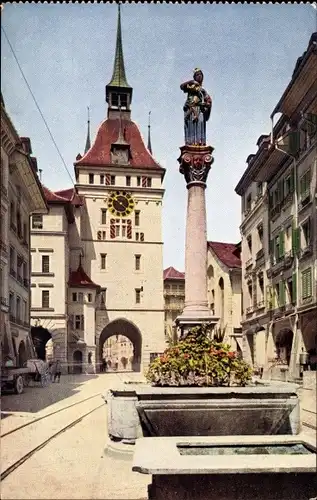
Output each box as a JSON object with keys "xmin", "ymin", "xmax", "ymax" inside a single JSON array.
[{"xmin": 146, "ymin": 324, "xmax": 252, "ymax": 387}]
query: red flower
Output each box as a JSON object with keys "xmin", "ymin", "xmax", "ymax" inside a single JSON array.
[{"xmin": 184, "ymin": 353, "xmax": 190, "ymax": 359}]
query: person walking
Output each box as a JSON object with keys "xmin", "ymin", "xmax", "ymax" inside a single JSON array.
[{"xmin": 54, "ymin": 360, "xmax": 62, "ymax": 383}]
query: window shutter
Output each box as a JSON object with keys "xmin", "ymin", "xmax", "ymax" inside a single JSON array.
[
  {"xmin": 292, "ymin": 273, "xmax": 297, "ymax": 302},
  {"xmin": 110, "ymin": 219, "xmax": 115, "ymax": 239},
  {"xmin": 269, "ymin": 192, "xmax": 274, "ymax": 208},
  {"xmin": 292, "ymin": 224, "xmax": 300, "ymax": 254},
  {"xmin": 302, "ymin": 271, "xmax": 307, "ymax": 299},
  {"xmin": 142, "ymin": 176, "xmax": 147, "ymax": 188},
  {"xmin": 266, "ymin": 286, "xmax": 272, "ymax": 309},
  {"xmin": 106, "ymin": 174, "xmax": 111, "ymax": 186},
  {"xmin": 127, "ymin": 220, "xmax": 132, "ymax": 239},
  {"xmin": 279, "ymin": 231, "xmax": 285, "ymax": 258},
  {"xmin": 279, "ymin": 281, "xmax": 285, "ymax": 306}
]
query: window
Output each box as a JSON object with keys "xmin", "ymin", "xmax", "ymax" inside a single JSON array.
[
  {"xmin": 301, "ymin": 219, "xmax": 311, "ymax": 248},
  {"xmin": 135, "ymin": 288, "xmax": 141, "ymax": 304},
  {"xmin": 10, "ymin": 247, "xmax": 15, "ymax": 275},
  {"xmin": 10, "ymin": 202, "xmax": 15, "ymax": 228},
  {"xmin": 146, "ymin": 177, "xmax": 152, "ymax": 187},
  {"xmin": 89, "ymin": 174, "xmax": 94, "ymax": 184},
  {"xmin": 100, "ymin": 288, "xmax": 106, "ymax": 306},
  {"xmin": 78, "ymin": 292, "xmax": 83, "ymax": 303},
  {"xmin": 300, "ymin": 169, "xmax": 311, "ymax": 201},
  {"xmin": 137, "ymin": 176, "xmax": 141, "ymax": 187},
  {"xmin": 110, "ymin": 175, "xmax": 115, "ymax": 186},
  {"xmin": 287, "ymin": 276, "xmax": 295, "ymax": 304},
  {"xmin": 257, "ymin": 223, "xmax": 263, "ymax": 243},
  {"xmin": 42, "ymin": 255, "xmax": 50, "ymax": 273},
  {"xmin": 135, "ymin": 211, "xmax": 140, "ymax": 226},
  {"xmin": 126, "ymin": 176, "xmax": 131, "ymax": 187},
  {"xmin": 301, "ymin": 268, "xmax": 312, "ymax": 299},
  {"xmin": 32, "ymin": 215, "xmax": 43, "ymax": 229},
  {"xmin": 100, "ymin": 175, "xmax": 104, "ymax": 184},
  {"xmin": 17, "ymin": 211, "xmax": 22, "ymax": 238},
  {"xmin": 101, "ymin": 209, "xmax": 107, "ymax": 225},
  {"xmin": 258, "ymin": 274, "xmax": 264, "ymax": 295},
  {"xmin": 135, "ymin": 255, "xmax": 141, "ymax": 271},
  {"xmin": 16, "ymin": 296, "xmax": 21, "ymax": 320},
  {"xmin": 23, "ymin": 299, "xmax": 27, "ymax": 322},
  {"xmin": 87, "ymin": 293, "xmax": 92, "ymax": 303},
  {"xmin": 256, "ymin": 182, "xmax": 263, "ymax": 197},
  {"xmin": 274, "ymin": 235, "xmax": 280, "ymax": 261},
  {"xmin": 42, "ymin": 290, "xmax": 50, "ymax": 308},
  {"xmin": 72, "ymin": 292, "xmax": 77, "ymax": 302},
  {"xmin": 9, "ymin": 292, "xmax": 14, "ymax": 315},
  {"xmin": 246, "ymin": 194, "xmax": 251, "ymax": 212},
  {"xmin": 23, "ymin": 222, "xmax": 27, "ymax": 242},
  {"xmin": 75, "ymin": 315, "xmax": 84, "ymax": 330},
  {"xmin": 247, "ymin": 235, "xmax": 252, "ymax": 252},
  {"xmin": 140, "ymin": 232, "xmax": 144, "ymax": 242},
  {"xmin": 248, "ymin": 283, "xmax": 252, "ymax": 300},
  {"xmin": 101, "ymin": 254, "xmax": 107, "ymax": 270}
]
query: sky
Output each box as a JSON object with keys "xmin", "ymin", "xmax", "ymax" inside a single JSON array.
[{"xmin": 1, "ymin": 3, "xmax": 316, "ymax": 271}]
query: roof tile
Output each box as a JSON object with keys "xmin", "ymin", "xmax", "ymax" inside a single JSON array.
[
  {"xmin": 163, "ymin": 266, "xmax": 185, "ymax": 280},
  {"xmin": 68, "ymin": 265, "xmax": 100, "ymax": 289},
  {"xmin": 207, "ymin": 241, "xmax": 241, "ymax": 269}
]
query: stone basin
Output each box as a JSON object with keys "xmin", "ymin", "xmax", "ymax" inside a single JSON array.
[
  {"xmin": 132, "ymin": 434, "xmax": 317, "ymax": 500},
  {"xmin": 106, "ymin": 381, "xmax": 300, "ymax": 445}
]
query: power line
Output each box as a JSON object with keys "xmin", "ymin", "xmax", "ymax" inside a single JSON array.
[{"xmin": 1, "ymin": 25, "xmax": 75, "ymax": 187}]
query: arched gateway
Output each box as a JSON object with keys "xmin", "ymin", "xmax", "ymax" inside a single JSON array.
[
  {"xmin": 98, "ymin": 318, "xmax": 142, "ymax": 372},
  {"xmin": 31, "ymin": 326, "xmax": 52, "ymax": 361}
]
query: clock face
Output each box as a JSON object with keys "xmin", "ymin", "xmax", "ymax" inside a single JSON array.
[{"xmin": 108, "ymin": 191, "xmax": 135, "ymax": 217}]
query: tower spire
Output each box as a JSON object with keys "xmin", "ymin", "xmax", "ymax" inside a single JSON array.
[
  {"xmin": 84, "ymin": 106, "xmax": 91, "ymax": 154},
  {"xmin": 147, "ymin": 111, "xmax": 153, "ymax": 154},
  {"xmin": 106, "ymin": 4, "xmax": 133, "ymax": 116},
  {"xmin": 108, "ymin": 3, "xmax": 130, "ymax": 89}
]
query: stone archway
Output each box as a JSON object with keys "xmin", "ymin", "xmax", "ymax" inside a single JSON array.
[
  {"xmin": 31, "ymin": 326, "xmax": 52, "ymax": 361},
  {"xmin": 98, "ymin": 318, "xmax": 142, "ymax": 372},
  {"xmin": 18, "ymin": 341, "xmax": 27, "ymax": 367},
  {"xmin": 275, "ymin": 328, "xmax": 293, "ymax": 365}
]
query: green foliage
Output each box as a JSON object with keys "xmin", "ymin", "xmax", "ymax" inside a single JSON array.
[{"xmin": 146, "ymin": 323, "xmax": 252, "ymax": 387}]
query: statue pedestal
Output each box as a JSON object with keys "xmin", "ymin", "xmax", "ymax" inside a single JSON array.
[{"xmin": 176, "ymin": 145, "xmax": 216, "ymax": 335}]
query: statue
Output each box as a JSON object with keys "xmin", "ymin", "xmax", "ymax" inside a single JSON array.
[{"xmin": 180, "ymin": 68, "xmax": 212, "ymax": 146}]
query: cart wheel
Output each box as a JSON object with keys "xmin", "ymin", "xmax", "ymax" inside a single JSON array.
[
  {"xmin": 14, "ymin": 375, "xmax": 24, "ymax": 394},
  {"xmin": 24, "ymin": 374, "xmax": 30, "ymax": 387}
]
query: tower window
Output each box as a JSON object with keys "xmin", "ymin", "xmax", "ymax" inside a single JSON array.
[
  {"xmin": 135, "ymin": 211, "xmax": 140, "ymax": 226},
  {"xmin": 101, "ymin": 209, "xmax": 107, "ymax": 225},
  {"xmin": 135, "ymin": 288, "xmax": 141, "ymax": 304},
  {"xmin": 89, "ymin": 174, "xmax": 94, "ymax": 184},
  {"xmin": 32, "ymin": 215, "xmax": 43, "ymax": 229},
  {"xmin": 137, "ymin": 176, "xmax": 141, "ymax": 187},
  {"xmin": 101, "ymin": 254, "xmax": 107, "ymax": 270},
  {"xmin": 100, "ymin": 175, "xmax": 105, "ymax": 184},
  {"xmin": 126, "ymin": 176, "xmax": 131, "ymax": 187},
  {"xmin": 42, "ymin": 255, "xmax": 50, "ymax": 273},
  {"xmin": 42, "ymin": 290, "xmax": 50, "ymax": 309},
  {"xmin": 135, "ymin": 255, "xmax": 141, "ymax": 271},
  {"xmin": 110, "ymin": 176, "xmax": 116, "ymax": 186}
]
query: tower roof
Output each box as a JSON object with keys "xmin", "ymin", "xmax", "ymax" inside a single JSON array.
[
  {"xmin": 74, "ymin": 118, "xmax": 165, "ymax": 173},
  {"xmin": 107, "ymin": 4, "xmax": 131, "ymax": 89}
]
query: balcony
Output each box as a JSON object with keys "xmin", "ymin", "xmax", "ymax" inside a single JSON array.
[
  {"xmin": 267, "ymin": 251, "xmax": 294, "ymax": 279},
  {"xmin": 23, "ymin": 278, "xmax": 29, "ymax": 288},
  {"xmin": 17, "ymin": 275, "xmax": 23, "ymax": 285},
  {"xmin": 245, "ymin": 258, "xmax": 253, "ymax": 269},
  {"xmin": 22, "ymin": 239, "xmax": 29, "ymax": 248},
  {"xmin": 298, "ymin": 192, "xmax": 311, "ymax": 212},
  {"xmin": 273, "ymin": 306, "xmax": 285, "ymax": 319},
  {"xmin": 284, "ymin": 302, "xmax": 295, "ymax": 315},
  {"xmin": 281, "ymin": 192, "xmax": 293, "ymax": 210},
  {"xmin": 255, "ymin": 248, "xmax": 265, "ymax": 268}
]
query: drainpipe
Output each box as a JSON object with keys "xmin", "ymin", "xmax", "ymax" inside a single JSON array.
[{"xmin": 273, "ymin": 138, "xmax": 299, "ymax": 380}]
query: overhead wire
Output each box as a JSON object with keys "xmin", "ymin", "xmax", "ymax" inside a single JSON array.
[{"xmin": 1, "ymin": 25, "xmax": 75, "ymax": 187}]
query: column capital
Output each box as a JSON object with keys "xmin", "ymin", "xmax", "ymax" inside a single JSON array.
[{"xmin": 178, "ymin": 144, "xmax": 214, "ymax": 185}]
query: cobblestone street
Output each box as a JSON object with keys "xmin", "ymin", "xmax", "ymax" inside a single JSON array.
[{"xmin": 1, "ymin": 372, "xmax": 149, "ymax": 500}]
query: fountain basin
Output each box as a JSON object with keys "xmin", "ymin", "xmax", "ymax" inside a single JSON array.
[
  {"xmin": 106, "ymin": 382, "xmax": 300, "ymax": 443},
  {"xmin": 132, "ymin": 434, "xmax": 317, "ymax": 500}
]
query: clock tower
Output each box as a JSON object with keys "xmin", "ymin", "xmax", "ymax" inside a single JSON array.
[{"xmin": 72, "ymin": 4, "xmax": 166, "ymax": 373}]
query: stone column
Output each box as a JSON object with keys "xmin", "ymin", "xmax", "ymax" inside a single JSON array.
[{"xmin": 176, "ymin": 145, "xmax": 218, "ymax": 333}]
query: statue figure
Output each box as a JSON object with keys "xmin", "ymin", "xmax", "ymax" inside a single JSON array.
[{"xmin": 180, "ymin": 68, "xmax": 212, "ymax": 146}]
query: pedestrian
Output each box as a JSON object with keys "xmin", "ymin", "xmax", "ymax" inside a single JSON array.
[{"xmin": 54, "ymin": 360, "xmax": 62, "ymax": 383}]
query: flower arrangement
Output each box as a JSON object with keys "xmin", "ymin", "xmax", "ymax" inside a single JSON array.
[{"xmin": 146, "ymin": 324, "xmax": 252, "ymax": 387}]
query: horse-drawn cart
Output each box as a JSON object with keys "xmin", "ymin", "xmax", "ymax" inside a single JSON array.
[{"xmin": 1, "ymin": 359, "xmax": 50, "ymax": 394}]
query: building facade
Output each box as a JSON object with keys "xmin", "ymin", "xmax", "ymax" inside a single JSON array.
[
  {"xmin": 235, "ymin": 32, "xmax": 317, "ymax": 380},
  {"xmin": 163, "ymin": 241, "xmax": 242, "ymax": 352},
  {"xmin": 1, "ymin": 95, "xmax": 47, "ymax": 367},
  {"xmin": 163, "ymin": 267, "xmax": 185, "ymax": 340},
  {"xmin": 30, "ymin": 7, "xmax": 166, "ymax": 373},
  {"xmin": 207, "ymin": 241, "xmax": 242, "ymax": 352}
]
